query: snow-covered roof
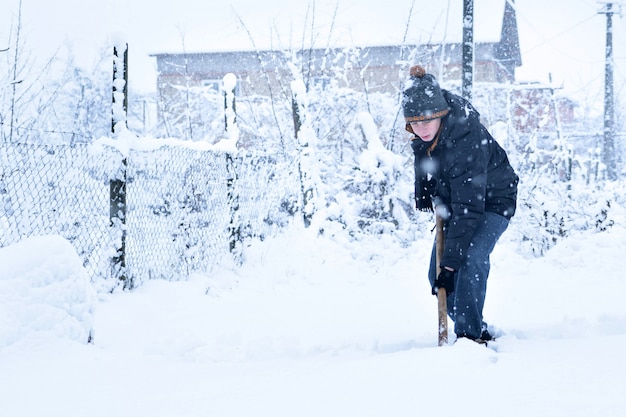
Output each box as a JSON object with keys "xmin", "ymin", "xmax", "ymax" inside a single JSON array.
[{"xmin": 150, "ymin": 0, "xmax": 509, "ymax": 56}]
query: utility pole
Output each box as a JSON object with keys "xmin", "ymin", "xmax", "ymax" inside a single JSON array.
[
  {"xmin": 462, "ymin": 0, "xmax": 474, "ymax": 101},
  {"xmin": 598, "ymin": 2, "xmax": 621, "ymax": 180}
]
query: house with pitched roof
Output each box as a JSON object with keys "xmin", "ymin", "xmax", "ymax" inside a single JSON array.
[{"xmin": 151, "ymin": 0, "xmax": 573, "ymax": 141}]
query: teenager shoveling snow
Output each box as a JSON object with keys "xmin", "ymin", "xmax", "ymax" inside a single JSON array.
[{"xmin": 402, "ymin": 65, "xmax": 519, "ymax": 344}]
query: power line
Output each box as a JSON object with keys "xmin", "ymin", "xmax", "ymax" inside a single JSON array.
[{"xmin": 520, "ymin": 13, "xmax": 598, "ymax": 55}]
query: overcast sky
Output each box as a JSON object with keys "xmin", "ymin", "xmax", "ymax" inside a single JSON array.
[{"xmin": 2, "ymin": 0, "xmax": 625, "ymax": 107}]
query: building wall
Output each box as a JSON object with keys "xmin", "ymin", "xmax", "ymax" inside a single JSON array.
[
  {"xmin": 151, "ymin": 45, "xmax": 573, "ymax": 141},
  {"xmin": 153, "ymin": 44, "xmax": 513, "ymax": 102}
]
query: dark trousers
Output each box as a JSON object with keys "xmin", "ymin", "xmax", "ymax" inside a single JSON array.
[{"xmin": 429, "ymin": 212, "xmax": 509, "ymax": 339}]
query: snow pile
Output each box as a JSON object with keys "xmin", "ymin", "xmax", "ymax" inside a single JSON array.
[{"xmin": 0, "ymin": 235, "xmax": 95, "ymax": 348}]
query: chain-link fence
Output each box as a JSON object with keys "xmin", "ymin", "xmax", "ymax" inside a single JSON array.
[{"xmin": 0, "ymin": 141, "xmax": 301, "ymax": 290}]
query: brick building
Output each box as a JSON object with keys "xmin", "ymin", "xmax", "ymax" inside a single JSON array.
[{"xmin": 151, "ymin": 0, "xmax": 574, "ymax": 141}]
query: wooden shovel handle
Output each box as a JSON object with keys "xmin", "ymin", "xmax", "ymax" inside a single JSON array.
[{"xmin": 435, "ymin": 214, "xmax": 448, "ymax": 346}]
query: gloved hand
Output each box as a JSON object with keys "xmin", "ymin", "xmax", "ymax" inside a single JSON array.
[{"xmin": 432, "ymin": 268, "xmax": 455, "ymax": 295}]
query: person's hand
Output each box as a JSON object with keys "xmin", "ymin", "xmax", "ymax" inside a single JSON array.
[{"xmin": 432, "ymin": 268, "xmax": 455, "ymax": 295}]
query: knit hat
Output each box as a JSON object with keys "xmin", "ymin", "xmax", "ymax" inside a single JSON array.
[{"xmin": 402, "ymin": 65, "xmax": 449, "ymax": 131}]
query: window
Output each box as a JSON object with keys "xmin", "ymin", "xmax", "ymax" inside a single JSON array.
[
  {"xmin": 201, "ymin": 78, "xmax": 241, "ymax": 95},
  {"xmin": 201, "ymin": 79, "xmax": 221, "ymax": 94}
]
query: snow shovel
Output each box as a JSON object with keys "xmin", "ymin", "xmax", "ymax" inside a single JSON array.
[{"xmin": 435, "ymin": 214, "xmax": 448, "ymax": 346}]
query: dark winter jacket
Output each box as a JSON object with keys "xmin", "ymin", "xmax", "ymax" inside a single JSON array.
[{"xmin": 411, "ymin": 90, "xmax": 519, "ymax": 270}]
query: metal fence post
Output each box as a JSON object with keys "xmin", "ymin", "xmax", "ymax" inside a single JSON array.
[
  {"xmin": 291, "ymin": 81, "xmax": 314, "ymax": 228},
  {"xmin": 226, "ymin": 153, "xmax": 242, "ymax": 264},
  {"xmin": 110, "ymin": 43, "xmax": 129, "ymax": 287}
]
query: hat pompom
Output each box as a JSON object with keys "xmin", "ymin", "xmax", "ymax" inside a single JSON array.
[
  {"xmin": 409, "ymin": 65, "xmax": 426, "ymax": 78},
  {"xmin": 403, "ymin": 65, "xmax": 449, "ymax": 123}
]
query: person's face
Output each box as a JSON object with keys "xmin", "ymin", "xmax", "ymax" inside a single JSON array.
[{"xmin": 410, "ymin": 118, "xmax": 441, "ymax": 142}]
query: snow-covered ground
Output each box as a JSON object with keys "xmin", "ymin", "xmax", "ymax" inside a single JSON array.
[{"xmin": 1, "ymin": 209, "xmax": 626, "ymax": 417}]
